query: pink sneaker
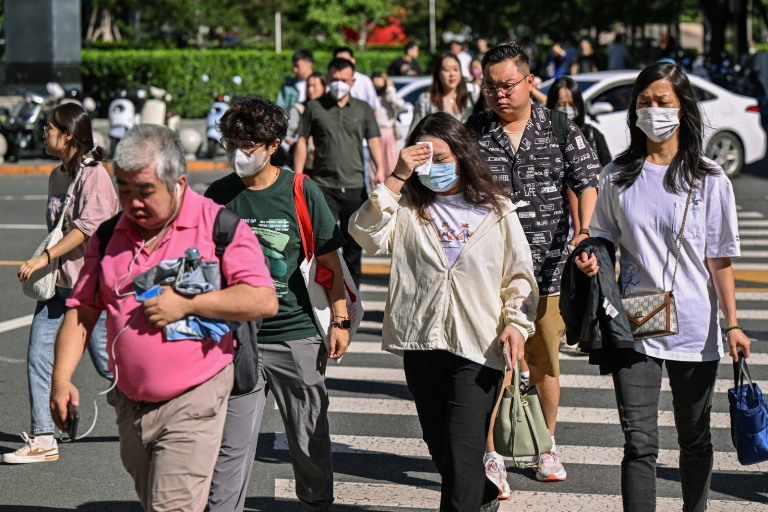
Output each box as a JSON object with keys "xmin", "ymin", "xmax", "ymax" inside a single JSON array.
[
  {"xmin": 484, "ymin": 454, "xmax": 512, "ymax": 499},
  {"xmin": 536, "ymin": 448, "xmax": 567, "ymax": 482}
]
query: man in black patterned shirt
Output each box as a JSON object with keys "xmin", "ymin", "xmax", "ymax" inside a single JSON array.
[{"xmin": 466, "ymin": 43, "xmax": 600, "ymax": 485}]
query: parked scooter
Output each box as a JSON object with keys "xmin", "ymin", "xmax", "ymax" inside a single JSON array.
[
  {"xmin": 197, "ymin": 75, "xmax": 241, "ymax": 159},
  {"xmin": 107, "ymin": 87, "xmax": 146, "ymax": 156},
  {"xmin": 141, "ymin": 86, "xmax": 180, "ymax": 131},
  {"xmin": 3, "ymin": 91, "xmax": 47, "ymax": 162}
]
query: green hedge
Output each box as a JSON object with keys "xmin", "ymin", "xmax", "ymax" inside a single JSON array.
[{"xmin": 82, "ymin": 49, "xmax": 428, "ymax": 118}]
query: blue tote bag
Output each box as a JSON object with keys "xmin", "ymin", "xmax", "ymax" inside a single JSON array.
[{"xmin": 728, "ymin": 354, "xmax": 768, "ymax": 465}]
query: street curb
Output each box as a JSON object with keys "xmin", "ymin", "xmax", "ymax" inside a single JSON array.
[{"xmin": 0, "ymin": 159, "xmax": 230, "ymax": 176}]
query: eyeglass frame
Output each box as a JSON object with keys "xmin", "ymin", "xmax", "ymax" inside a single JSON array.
[
  {"xmin": 220, "ymin": 137, "xmax": 265, "ymax": 153},
  {"xmin": 481, "ymin": 74, "xmax": 532, "ymax": 98}
]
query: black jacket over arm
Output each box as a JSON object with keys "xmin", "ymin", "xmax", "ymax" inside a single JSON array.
[{"xmin": 560, "ymin": 237, "xmax": 635, "ymax": 374}]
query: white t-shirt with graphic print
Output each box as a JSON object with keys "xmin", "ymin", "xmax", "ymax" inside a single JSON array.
[
  {"xmin": 590, "ymin": 159, "xmax": 740, "ymax": 362},
  {"xmin": 429, "ymin": 193, "xmax": 491, "ymax": 267}
]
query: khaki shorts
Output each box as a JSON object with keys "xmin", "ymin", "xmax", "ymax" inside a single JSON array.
[{"xmin": 524, "ymin": 295, "xmax": 565, "ymax": 377}]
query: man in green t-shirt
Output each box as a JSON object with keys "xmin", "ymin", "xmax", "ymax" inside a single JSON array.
[
  {"xmin": 293, "ymin": 57, "xmax": 384, "ymax": 286},
  {"xmin": 206, "ymin": 97, "xmax": 348, "ymax": 512}
]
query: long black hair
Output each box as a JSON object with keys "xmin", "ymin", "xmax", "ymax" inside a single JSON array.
[
  {"xmin": 48, "ymin": 102, "xmax": 107, "ymax": 177},
  {"xmin": 405, "ymin": 112, "xmax": 509, "ymax": 221},
  {"xmin": 545, "ymin": 77, "xmax": 586, "ymax": 128},
  {"xmin": 428, "ymin": 52, "xmax": 471, "ymax": 115},
  {"xmin": 612, "ymin": 62, "xmax": 718, "ymax": 192}
]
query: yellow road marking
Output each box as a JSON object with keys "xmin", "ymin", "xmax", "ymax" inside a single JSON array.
[
  {"xmin": 0, "ymin": 260, "xmax": 24, "ymax": 265},
  {"xmin": 734, "ymin": 269, "xmax": 768, "ymax": 285}
]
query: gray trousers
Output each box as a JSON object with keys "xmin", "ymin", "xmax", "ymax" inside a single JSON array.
[
  {"xmin": 208, "ymin": 335, "xmax": 333, "ymax": 512},
  {"xmin": 612, "ymin": 351, "xmax": 719, "ymax": 512}
]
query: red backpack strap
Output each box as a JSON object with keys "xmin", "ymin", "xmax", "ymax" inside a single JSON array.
[{"xmin": 293, "ymin": 173, "xmax": 314, "ymax": 259}]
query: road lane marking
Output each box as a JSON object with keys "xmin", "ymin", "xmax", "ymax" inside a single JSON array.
[
  {"xmin": 274, "ymin": 480, "xmax": 767, "ymax": 511},
  {"xmin": 0, "ymin": 314, "xmax": 33, "ymax": 334},
  {"xmin": 325, "ymin": 366, "xmax": 764, "ymax": 393},
  {"xmin": 741, "ymin": 250, "xmax": 768, "ymax": 258},
  {"xmin": 272, "ymin": 434, "xmax": 768, "ymax": 473},
  {"xmin": 0, "ymin": 195, "xmax": 47, "ymax": 201},
  {"xmin": 739, "ymin": 220, "xmax": 768, "ymax": 227},
  {"xmin": 0, "ymin": 224, "xmax": 47, "ymax": 229},
  {"xmin": 360, "ymin": 283, "xmax": 389, "ymax": 293},
  {"xmin": 720, "ymin": 309, "xmax": 768, "ymax": 320},
  {"xmin": 738, "ymin": 211, "xmax": 765, "ymax": 219},
  {"xmin": 302, "ymin": 397, "xmax": 735, "ymax": 428},
  {"xmin": 0, "ymin": 356, "xmax": 25, "ymax": 363},
  {"xmin": 733, "ymin": 263, "xmax": 768, "ymax": 270},
  {"xmin": 740, "ymin": 239, "xmax": 768, "ymax": 246},
  {"xmin": 0, "ymin": 260, "xmax": 25, "ymax": 265},
  {"xmin": 739, "ymin": 229, "xmax": 768, "ymax": 237}
]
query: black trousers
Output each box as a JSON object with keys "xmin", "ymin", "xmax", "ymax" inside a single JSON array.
[
  {"xmin": 319, "ymin": 186, "xmax": 366, "ymax": 287},
  {"xmin": 403, "ymin": 350, "xmax": 503, "ymax": 512}
]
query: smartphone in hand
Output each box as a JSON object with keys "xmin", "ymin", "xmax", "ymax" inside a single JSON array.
[{"xmin": 67, "ymin": 403, "xmax": 80, "ymax": 441}]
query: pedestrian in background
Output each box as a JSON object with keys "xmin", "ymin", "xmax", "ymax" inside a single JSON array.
[
  {"xmin": 372, "ymin": 72, "xmax": 405, "ymax": 173},
  {"xmin": 276, "ymin": 49, "xmax": 314, "ymax": 112},
  {"xmin": 606, "ymin": 33, "xmax": 631, "ymax": 70},
  {"xmin": 571, "ymin": 38, "xmax": 599, "ymax": 74},
  {"xmin": 388, "ymin": 41, "xmax": 423, "ymax": 77},
  {"xmin": 5, "ymin": 102, "xmax": 116, "ymax": 465},
  {"xmin": 577, "ymin": 61, "xmax": 751, "ymax": 512},
  {"xmin": 410, "ymin": 52, "xmax": 479, "ymax": 134},
  {"xmin": 206, "ymin": 97, "xmax": 348, "ymax": 512},
  {"xmin": 283, "ymin": 72, "xmax": 326, "ymax": 171},
  {"xmin": 349, "ymin": 112, "xmax": 537, "ymax": 512},
  {"xmin": 294, "ymin": 57, "xmax": 384, "ymax": 287},
  {"xmin": 51, "ymin": 125, "xmax": 278, "ymax": 512}
]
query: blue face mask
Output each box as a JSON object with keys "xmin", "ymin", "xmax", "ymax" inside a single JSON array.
[{"xmin": 419, "ymin": 162, "xmax": 459, "ymax": 192}]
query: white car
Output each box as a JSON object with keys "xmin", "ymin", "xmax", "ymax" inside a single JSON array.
[
  {"xmin": 541, "ymin": 71, "xmax": 767, "ymax": 177},
  {"xmin": 393, "ymin": 76, "xmax": 432, "ymax": 146}
]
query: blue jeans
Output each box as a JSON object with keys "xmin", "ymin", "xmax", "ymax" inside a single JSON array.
[
  {"xmin": 612, "ymin": 351, "xmax": 719, "ymax": 512},
  {"xmin": 28, "ymin": 286, "xmax": 111, "ymax": 435}
]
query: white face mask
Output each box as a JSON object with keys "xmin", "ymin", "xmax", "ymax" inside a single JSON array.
[
  {"xmin": 227, "ymin": 148, "xmax": 269, "ymax": 178},
  {"xmin": 635, "ymin": 107, "xmax": 681, "ymax": 142},
  {"xmin": 329, "ymin": 80, "xmax": 351, "ymax": 101},
  {"xmin": 556, "ymin": 106, "xmax": 577, "ymax": 120}
]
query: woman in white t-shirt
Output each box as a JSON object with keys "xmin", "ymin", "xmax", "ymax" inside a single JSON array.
[
  {"xmin": 350, "ymin": 112, "xmax": 537, "ymax": 512},
  {"xmin": 576, "ymin": 61, "xmax": 751, "ymax": 511}
]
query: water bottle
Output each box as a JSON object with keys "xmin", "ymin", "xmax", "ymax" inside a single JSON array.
[{"xmin": 185, "ymin": 246, "xmax": 201, "ymax": 272}]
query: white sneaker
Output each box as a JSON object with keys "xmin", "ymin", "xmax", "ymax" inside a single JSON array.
[
  {"xmin": 2, "ymin": 432, "xmax": 59, "ymax": 464},
  {"xmin": 483, "ymin": 453, "xmax": 512, "ymax": 499},
  {"xmin": 535, "ymin": 447, "xmax": 567, "ymax": 482}
]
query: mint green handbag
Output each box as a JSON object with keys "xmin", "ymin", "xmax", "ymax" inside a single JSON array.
[{"xmin": 492, "ymin": 360, "xmax": 552, "ymax": 467}]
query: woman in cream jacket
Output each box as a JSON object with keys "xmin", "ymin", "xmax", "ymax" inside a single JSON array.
[{"xmin": 349, "ymin": 112, "xmax": 537, "ymax": 512}]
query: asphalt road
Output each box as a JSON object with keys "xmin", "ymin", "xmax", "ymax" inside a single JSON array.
[{"xmin": 0, "ymin": 168, "xmax": 767, "ymax": 511}]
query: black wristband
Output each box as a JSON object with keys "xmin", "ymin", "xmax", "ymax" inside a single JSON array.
[
  {"xmin": 390, "ymin": 173, "xmax": 408, "ymax": 182},
  {"xmin": 43, "ymin": 248, "xmax": 52, "ymax": 264}
]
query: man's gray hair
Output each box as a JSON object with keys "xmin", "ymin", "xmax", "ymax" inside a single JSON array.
[{"xmin": 113, "ymin": 124, "xmax": 188, "ymax": 191}]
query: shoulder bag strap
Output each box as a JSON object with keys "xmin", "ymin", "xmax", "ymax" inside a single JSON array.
[
  {"xmin": 52, "ymin": 162, "xmax": 88, "ymax": 231},
  {"xmin": 293, "ymin": 173, "xmax": 315, "ymax": 260},
  {"xmin": 669, "ymin": 184, "xmax": 695, "ymax": 292}
]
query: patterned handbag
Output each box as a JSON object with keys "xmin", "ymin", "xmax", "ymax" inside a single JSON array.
[{"xmin": 620, "ymin": 185, "xmax": 693, "ymax": 340}]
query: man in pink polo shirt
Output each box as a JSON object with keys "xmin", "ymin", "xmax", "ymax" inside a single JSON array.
[{"xmin": 50, "ymin": 125, "xmax": 278, "ymax": 512}]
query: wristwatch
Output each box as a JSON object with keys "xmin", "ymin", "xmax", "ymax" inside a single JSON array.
[{"xmin": 330, "ymin": 318, "xmax": 352, "ymax": 330}]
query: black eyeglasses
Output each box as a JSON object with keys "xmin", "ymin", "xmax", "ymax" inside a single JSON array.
[
  {"xmin": 481, "ymin": 75, "xmax": 531, "ymax": 98},
  {"xmin": 220, "ymin": 138, "xmax": 264, "ymax": 153}
]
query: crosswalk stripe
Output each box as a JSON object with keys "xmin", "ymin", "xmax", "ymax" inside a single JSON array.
[
  {"xmin": 736, "ymin": 291, "xmax": 768, "ymax": 300},
  {"xmin": 737, "ymin": 211, "xmax": 765, "ymax": 219},
  {"xmin": 360, "ymin": 283, "xmax": 389, "ymax": 293},
  {"xmin": 0, "ymin": 314, "xmax": 33, "ymax": 334},
  {"xmin": 741, "ymin": 250, "xmax": 768, "ymax": 258},
  {"xmin": 326, "ymin": 366, "xmax": 759, "ymax": 394},
  {"xmin": 0, "ymin": 223, "xmax": 47, "ymax": 230},
  {"xmin": 720, "ymin": 309, "xmax": 768, "ymax": 319},
  {"xmin": 739, "ymin": 220, "xmax": 768, "ymax": 227},
  {"xmin": 274, "ymin": 480, "xmax": 766, "ymax": 511},
  {"xmin": 347, "ymin": 340, "xmax": 768, "ymax": 366},
  {"xmin": 362, "ymin": 300, "xmax": 387, "ymax": 310},
  {"xmin": 315, "ymin": 397, "xmax": 734, "ymax": 428},
  {"xmin": 272, "ymin": 433, "xmax": 768, "ymax": 473},
  {"xmin": 739, "ymin": 229, "xmax": 768, "ymax": 237},
  {"xmin": 739, "ymin": 239, "xmax": 768, "ymax": 246}
]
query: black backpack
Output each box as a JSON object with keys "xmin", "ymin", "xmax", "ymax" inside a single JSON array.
[{"xmin": 96, "ymin": 208, "xmax": 261, "ymax": 396}]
